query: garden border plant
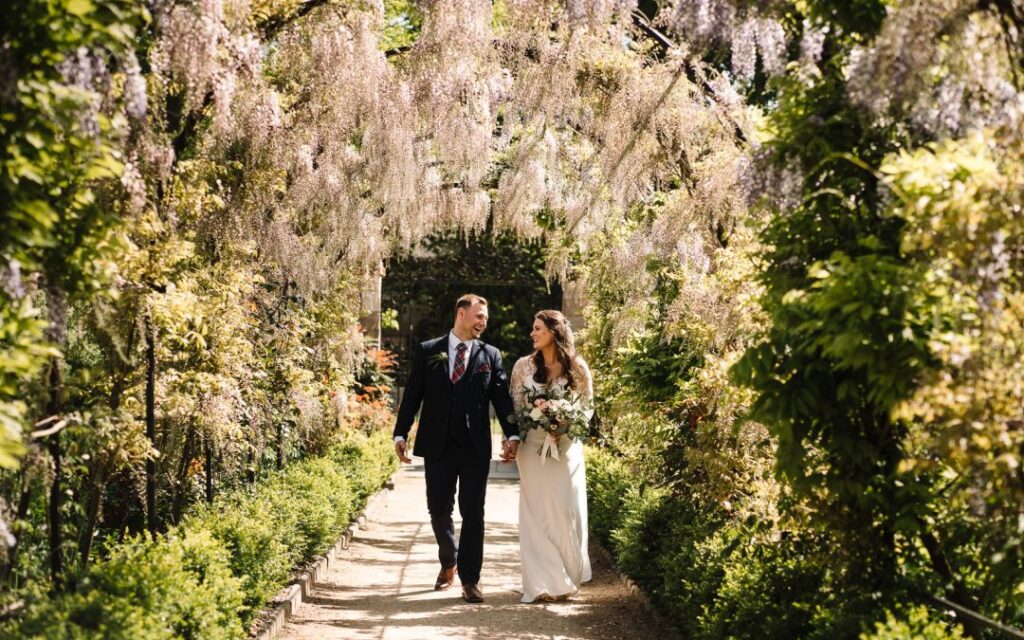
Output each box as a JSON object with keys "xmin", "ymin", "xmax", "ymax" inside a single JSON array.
[
  {"xmin": 5, "ymin": 430, "xmax": 397, "ymax": 640},
  {"xmin": 585, "ymin": 447, "xmax": 975, "ymax": 640}
]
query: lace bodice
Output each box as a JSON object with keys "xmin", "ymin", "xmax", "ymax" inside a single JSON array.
[{"xmin": 510, "ymin": 354, "xmax": 594, "ymax": 417}]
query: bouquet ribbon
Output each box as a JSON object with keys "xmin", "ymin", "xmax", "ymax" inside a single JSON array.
[{"xmin": 540, "ymin": 434, "xmax": 559, "ymax": 464}]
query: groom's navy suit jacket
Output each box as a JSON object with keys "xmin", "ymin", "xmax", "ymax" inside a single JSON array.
[{"xmin": 394, "ymin": 335, "xmax": 518, "ymax": 460}]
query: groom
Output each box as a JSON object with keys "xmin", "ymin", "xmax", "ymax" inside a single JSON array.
[{"xmin": 393, "ymin": 294, "xmax": 520, "ymax": 603}]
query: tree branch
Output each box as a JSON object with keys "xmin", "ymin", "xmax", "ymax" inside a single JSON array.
[
  {"xmin": 259, "ymin": 0, "xmax": 334, "ymax": 40},
  {"xmin": 919, "ymin": 527, "xmax": 987, "ymax": 640},
  {"xmin": 629, "ymin": 9, "xmax": 748, "ymax": 145},
  {"xmin": 31, "ymin": 416, "xmax": 72, "ymax": 440}
]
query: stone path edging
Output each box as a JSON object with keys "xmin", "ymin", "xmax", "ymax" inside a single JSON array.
[
  {"xmin": 249, "ymin": 477, "xmax": 397, "ymax": 640},
  {"xmin": 590, "ymin": 543, "xmax": 686, "ymax": 640}
]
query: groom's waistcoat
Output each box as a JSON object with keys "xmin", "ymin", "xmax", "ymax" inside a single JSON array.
[{"xmin": 446, "ymin": 372, "xmax": 472, "ymax": 446}]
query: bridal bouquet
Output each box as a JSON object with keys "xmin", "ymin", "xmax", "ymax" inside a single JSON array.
[{"xmin": 515, "ymin": 385, "xmax": 592, "ymax": 462}]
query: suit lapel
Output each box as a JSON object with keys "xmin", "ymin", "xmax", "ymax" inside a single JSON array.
[{"xmin": 426, "ymin": 337, "xmax": 450, "ymax": 386}]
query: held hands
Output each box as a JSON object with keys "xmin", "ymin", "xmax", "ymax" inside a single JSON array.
[
  {"xmin": 395, "ymin": 440, "xmax": 412, "ymax": 464},
  {"xmin": 501, "ymin": 439, "xmax": 520, "ymax": 462},
  {"xmin": 398, "ymin": 438, "xmax": 519, "ymax": 463}
]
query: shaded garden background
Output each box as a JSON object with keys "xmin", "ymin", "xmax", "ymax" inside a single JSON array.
[{"xmin": 382, "ymin": 227, "xmax": 560, "ymax": 384}]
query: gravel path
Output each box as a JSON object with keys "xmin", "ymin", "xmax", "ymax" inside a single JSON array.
[{"xmin": 278, "ymin": 449, "xmax": 667, "ymax": 640}]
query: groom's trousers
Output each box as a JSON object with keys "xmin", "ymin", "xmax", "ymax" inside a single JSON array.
[{"xmin": 424, "ymin": 439, "xmax": 490, "ymax": 586}]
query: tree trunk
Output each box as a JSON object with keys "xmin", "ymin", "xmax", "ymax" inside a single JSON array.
[
  {"xmin": 76, "ymin": 468, "xmax": 105, "ymax": 572},
  {"xmin": 204, "ymin": 438, "xmax": 214, "ymax": 504},
  {"xmin": 276, "ymin": 420, "xmax": 285, "ymax": 470},
  {"xmin": 246, "ymin": 448, "xmax": 256, "ymax": 484},
  {"xmin": 170, "ymin": 424, "xmax": 197, "ymax": 524},
  {"xmin": 44, "ymin": 282, "xmax": 67, "ymax": 589},
  {"xmin": 145, "ymin": 310, "xmax": 157, "ymax": 533},
  {"xmin": 920, "ymin": 529, "xmax": 986, "ymax": 640},
  {"xmin": 46, "ymin": 411, "xmax": 63, "ymax": 588}
]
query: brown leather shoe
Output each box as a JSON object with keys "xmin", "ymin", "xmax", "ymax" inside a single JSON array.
[
  {"xmin": 462, "ymin": 583, "xmax": 484, "ymax": 603},
  {"xmin": 434, "ymin": 566, "xmax": 456, "ymax": 591}
]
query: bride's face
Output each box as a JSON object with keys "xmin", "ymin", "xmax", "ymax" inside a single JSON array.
[{"xmin": 530, "ymin": 319, "xmax": 554, "ymax": 351}]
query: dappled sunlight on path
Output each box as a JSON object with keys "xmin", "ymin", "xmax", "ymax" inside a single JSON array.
[{"xmin": 279, "ymin": 454, "xmax": 665, "ymax": 640}]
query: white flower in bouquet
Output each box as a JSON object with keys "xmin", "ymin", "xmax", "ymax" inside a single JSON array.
[{"xmin": 514, "ymin": 385, "xmax": 593, "ymax": 462}]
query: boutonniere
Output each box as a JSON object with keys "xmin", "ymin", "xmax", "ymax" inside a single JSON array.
[{"xmin": 428, "ymin": 352, "xmax": 449, "ymax": 370}]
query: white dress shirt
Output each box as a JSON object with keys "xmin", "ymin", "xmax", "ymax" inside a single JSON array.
[
  {"xmin": 394, "ymin": 331, "xmax": 519, "ymax": 444},
  {"xmin": 447, "ymin": 330, "xmax": 475, "ymax": 378}
]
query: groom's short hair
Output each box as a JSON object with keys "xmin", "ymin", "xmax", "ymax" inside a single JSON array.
[{"xmin": 455, "ymin": 294, "xmax": 488, "ymax": 315}]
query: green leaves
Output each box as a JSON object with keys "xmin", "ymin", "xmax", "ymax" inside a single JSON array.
[
  {"xmin": 728, "ymin": 1, "xmax": 1024, "ymax": 624},
  {"xmin": 0, "ymin": 0, "xmax": 146, "ymax": 469},
  {"xmin": 65, "ymin": 0, "xmax": 96, "ymax": 17},
  {"xmin": 861, "ymin": 605, "xmax": 966, "ymax": 640},
  {"xmin": 0, "ymin": 294, "xmax": 56, "ymax": 469},
  {"xmin": 614, "ymin": 330, "xmax": 704, "ymax": 405}
]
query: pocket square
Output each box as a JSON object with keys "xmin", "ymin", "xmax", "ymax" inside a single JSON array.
[{"xmin": 475, "ymin": 364, "xmax": 491, "ymax": 373}]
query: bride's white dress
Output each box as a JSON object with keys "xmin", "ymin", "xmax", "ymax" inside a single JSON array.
[{"xmin": 511, "ymin": 355, "xmax": 593, "ymax": 603}]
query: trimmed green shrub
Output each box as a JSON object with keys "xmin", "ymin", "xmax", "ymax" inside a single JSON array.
[
  {"xmin": 187, "ymin": 499, "xmax": 293, "ymax": 619},
  {"xmin": 14, "ymin": 529, "xmax": 244, "ymax": 640},
  {"xmin": 4, "ymin": 430, "xmax": 397, "ymax": 638},
  {"xmin": 586, "ymin": 445, "xmax": 910, "ymax": 640},
  {"xmin": 699, "ymin": 537, "xmax": 828, "ymax": 640},
  {"xmin": 652, "ymin": 505, "xmax": 732, "ymax": 637},
  {"xmin": 611, "ymin": 485, "xmax": 675, "ymax": 587},
  {"xmin": 860, "ymin": 606, "xmax": 966, "ymax": 640},
  {"xmin": 585, "ymin": 447, "xmax": 632, "ymax": 545},
  {"xmin": 185, "ymin": 429, "xmax": 396, "ymax": 622}
]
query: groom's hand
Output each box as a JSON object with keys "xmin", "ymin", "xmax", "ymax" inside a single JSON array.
[
  {"xmin": 502, "ymin": 439, "xmax": 519, "ymax": 462},
  {"xmin": 395, "ymin": 440, "xmax": 412, "ymax": 464}
]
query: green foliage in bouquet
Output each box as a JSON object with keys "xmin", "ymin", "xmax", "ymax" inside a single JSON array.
[{"xmin": 514, "ymin": 384, "xmax": 593, "ymax": 440}]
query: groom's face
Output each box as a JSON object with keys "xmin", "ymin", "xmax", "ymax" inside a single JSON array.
[{"xmin": 456, "ymin": 302, "xmax": 489, "ymax": 339}]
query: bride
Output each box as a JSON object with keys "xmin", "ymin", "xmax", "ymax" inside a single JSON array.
[{"xmin": 510, "ymin": 310, "xmax": 594, "ymax": 603}]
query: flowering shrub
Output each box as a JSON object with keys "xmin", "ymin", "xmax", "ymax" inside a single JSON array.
[
  {"xmin": 578, "ymin": 1, "xmax": 1024, "ymax": 637},
  {"xmin": 355, "ymin": 347, "xmax": 398, "ymax": 405}
]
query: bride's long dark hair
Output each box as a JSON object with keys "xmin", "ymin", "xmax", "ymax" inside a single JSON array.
[{"xmin": 532, "ymin": 310, "xmax": 576, "ymax": 388}]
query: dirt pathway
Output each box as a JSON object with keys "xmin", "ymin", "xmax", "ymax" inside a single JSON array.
[{"xmin": 278, "ymin": 449, "xmax": 668, "ymax": 640}]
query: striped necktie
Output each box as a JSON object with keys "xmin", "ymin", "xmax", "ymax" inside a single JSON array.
[{"xmin": 451, "ymin": 342, "xmax": 468, "ymax": 383}]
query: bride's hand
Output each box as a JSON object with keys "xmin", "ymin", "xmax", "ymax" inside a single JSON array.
[{"xmin": 502, "ymin": 439, "xmax": 520, "ymax": 461}]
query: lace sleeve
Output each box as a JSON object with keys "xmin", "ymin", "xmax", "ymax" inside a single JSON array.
[
  {"xmin": 573, "ymin": 356, "xmax": 595, "ymax": 420},
  {"xmin": 510, "ymin": 357, "xmax": 530, "ymax": 413}
]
